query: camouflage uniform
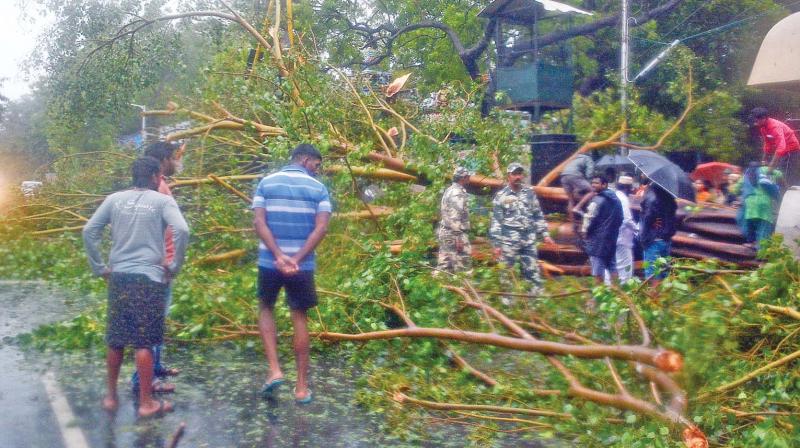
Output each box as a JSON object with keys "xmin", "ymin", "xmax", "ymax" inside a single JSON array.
[
  {"xmin": 490, "ymin": 185, "xmax": 549, "ymax": 288},
  {"xmin": 436, "ymin": 181, "xmax": 472, "ymax": 274}
]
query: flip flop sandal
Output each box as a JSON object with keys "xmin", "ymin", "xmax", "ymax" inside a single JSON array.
[
  {"xmin": 138, "ymin": 399, "xmax": 173, "ymax": 419},
  {"xmin": 260, "ymin": 378, "xmax": 286, "ymax": 399},
  {"xmin": 153, "ymin": 379, "xmax": 176, "ymax": 394},
  {"xmin": 155, "ymin": 366, "xmax": 181, "ymax": 377},
  {"xmin": 295, "ymin": 389, "xmax": 313, "ymax": 405}
]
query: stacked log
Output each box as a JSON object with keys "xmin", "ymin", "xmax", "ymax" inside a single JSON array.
[{"xmin": 538, "ymin": 189, "xmax": 757, "ymax": 274}]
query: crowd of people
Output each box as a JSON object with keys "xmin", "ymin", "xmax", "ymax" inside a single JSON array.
[
  {"xmin": 436, "ymin": 107, "xmax": 799, "ymax": 292},
  {"xmin": 436, "ymin": 161, "xmax": 678, "ymax": 294}
]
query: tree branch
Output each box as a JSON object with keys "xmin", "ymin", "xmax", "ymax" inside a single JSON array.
[
  {"xmin": 318, "ymin": 326, "xmax": 681, "ymax": 370},
  {"xmin": 505, "ymin": 0, "xmax": 685, "ymax": 64},
  {"xmin": 393, "ymin": 392, "xmax": 569, "ymax": 419}
]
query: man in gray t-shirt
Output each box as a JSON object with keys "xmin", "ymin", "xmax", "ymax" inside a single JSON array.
[
  {"xmin": 559, "ymin": 153, "xmax": 595, "ymax": 229},
  {"xmin": 83, "ymin": 156, "xmax": 189, "ymax": 419}
]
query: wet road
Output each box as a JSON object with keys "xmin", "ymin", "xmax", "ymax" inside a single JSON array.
[
  {"xmin": 0, "ymin": 281, "xmax": 73, "ymax": 448},
  {"xmin": 1, "ymin": 281, "xmax": 552, "ymax": 448}
]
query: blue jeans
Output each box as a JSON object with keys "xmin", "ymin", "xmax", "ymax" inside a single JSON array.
[
  {"xmin": 132, "ymin": 285, "xmax": 172, "ymax": 389},
  {"xmin": 643, "ymin": 240, "xmax": 671, "ymax": 280}
]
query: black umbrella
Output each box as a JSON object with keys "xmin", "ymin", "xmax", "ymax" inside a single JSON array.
[
  {"xmin": 595, "ymin": 154, "xmax": 636, "ymax": 176},
  {"xmin": 627, "ymin": 150, "xmax": 696, "ymax": 202}
]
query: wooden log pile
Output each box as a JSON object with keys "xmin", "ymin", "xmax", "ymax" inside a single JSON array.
[{"xmin": 537, "ymin": 193, "xmax": 757, "ymax": 273}]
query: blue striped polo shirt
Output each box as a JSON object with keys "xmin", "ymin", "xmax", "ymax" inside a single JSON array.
[{"xmin": 252, "ymin": 164, "xmax": 332, "ymax": 271}]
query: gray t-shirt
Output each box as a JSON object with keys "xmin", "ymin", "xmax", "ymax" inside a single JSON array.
[
  {"xmin": 83, "ymin": 189, "xmax": 189, "ymax": 283},
  {"xmin": 561, "ymin": 154, "xmax": 594, "ymax": 179}
]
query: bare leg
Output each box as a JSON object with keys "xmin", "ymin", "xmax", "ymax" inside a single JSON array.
[
  {"xmin": 136, "ymin": 348, "xmax": 172, "ymax": 416},
  {"xmin": 103, "ymin": 346, "xmax": 123, "ymax": 411},
  {"xmin": 259, "ymin": 306, "xmax": 284, "ymax": 382},
  {"xmin": 290, "ymin": 309, "xmax": 311, "ymax": 400}
]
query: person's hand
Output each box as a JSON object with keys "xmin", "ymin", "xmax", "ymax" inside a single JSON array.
[
  {"xmin": 455, "ymin": 239, "xmax": 464, "ymax": 253},
  {"xmin": 276, "ymin": 254, "xmax": 299, "ymax": 275},
  {"xmin": 543, "ymin": 236, "xmax": 555, "ymax": 245},
  {"xmin": 101, "ymin": 268, "xmax": 111, "ymax": 283},
  {"xmin": 492, "ymin": 247, "xmax": 502, "ymax": 261},
  {"xmin": 162, "ymin": 264, "xmax": 175, "ymax": 283}
]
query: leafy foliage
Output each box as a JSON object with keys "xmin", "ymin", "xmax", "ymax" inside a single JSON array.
[{"xmin": 2, "ymin": 1, "xmax": 800, "ymax": 446}]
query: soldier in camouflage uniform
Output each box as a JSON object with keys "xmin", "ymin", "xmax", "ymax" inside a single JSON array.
[
  {"xmin": 490, "ymin": 163, "xmax": 554, "ymax": 293},
  {"xmin": 436, "ymin": 167, "xmax": 473, "ymax": 274}
]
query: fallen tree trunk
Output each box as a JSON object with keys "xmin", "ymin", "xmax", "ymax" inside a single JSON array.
[
  {"xmin": 461, "ymin": 299, "xmax": 696, "ymax": 435},
  {"xmin": 680, "ymin": 220, "xmax": 745, "ymax": 242},
  {"xmin": 336, "ymin": 206, "xmax": 394, "ymax": 219},
  {"xmin": 325, "ymin": 165, "xmax": 418, "ymax": 182},
  {"xmin": 670, "ymin": 247, "xmax": 760, "ymax": 268},
  {"xmin": 195, "ymin": 249, "xmax": 249, "ymax": 265},
  {"xmin": 318, "ymin": 327, "xmax": 683, "ymax": 371},
  {"xmin": 671, "ymin": 233, "xmax": 755, "ymax": 259}
]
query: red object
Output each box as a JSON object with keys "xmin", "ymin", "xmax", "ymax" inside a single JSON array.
[
  {"xmin": 690, "ymin": 162, "xmax": 741, "ymax": 186},
  {"xmin": 759, "ymin": 117, "xmax": 800, "ymax": 158},
  {"xmin": 682, "ymin": 426, "xmax": 708, "ymax": 448},
  {"xmin": 159, "ymin": 175, "xmax": 175, "ymax": 265}
]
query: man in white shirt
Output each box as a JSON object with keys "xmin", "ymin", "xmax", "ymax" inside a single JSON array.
[{"xmin": 613, "ymin": 175, "xmax": 637, "ymax": 283}]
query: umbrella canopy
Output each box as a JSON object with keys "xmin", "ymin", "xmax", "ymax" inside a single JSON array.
[
  {"xmin": 690, "ymin": 162, "xmax": 741, "ymax": 186},
  {"xmin": 748, "ymin": 12, "xmax": 800, "ymax": 88},
  {"xmin": 627, "ymin": 150, "xmax": 696, "ymax": 202},
  {"xmin": 595, "ymin": 154, "xmax": 636, "ymax": 176}
]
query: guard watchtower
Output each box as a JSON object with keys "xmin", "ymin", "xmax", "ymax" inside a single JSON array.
[{"xmin": 479, "ymin": 0, "xmax": 592, "ymax": 120}]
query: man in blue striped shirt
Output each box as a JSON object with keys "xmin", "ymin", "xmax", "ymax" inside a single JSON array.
[{"xmin": 253, "ymin": 144, "xmax": 331, "ymax": 404}]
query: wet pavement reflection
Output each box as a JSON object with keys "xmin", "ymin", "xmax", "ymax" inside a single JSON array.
[
  {"xmin": 52, "ymin": 344, "xmax": 486, "ymax": 447},
  {"xmin": 3, "ymin": 281, "xmax": 554, "ymax": 447}
]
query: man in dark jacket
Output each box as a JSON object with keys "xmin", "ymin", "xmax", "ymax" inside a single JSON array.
[
  {"xmin": 581, "ymin": 175, "xmax": 623, "ymax": 285},
  {"xmin": 639, "ymin": 183, "xmax": 677, "ymax": 287}
]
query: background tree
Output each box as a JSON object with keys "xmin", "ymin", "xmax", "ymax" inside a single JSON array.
[{"xmin": 24, "ymin": 0, "xmax": 245, "ymax": 153}]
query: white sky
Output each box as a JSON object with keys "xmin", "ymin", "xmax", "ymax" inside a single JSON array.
[{"xmin": 0, "ymin": 1, "xmax": 52, "ymax": 100}]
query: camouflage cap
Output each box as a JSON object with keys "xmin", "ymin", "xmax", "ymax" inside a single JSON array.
[
  {"xmin": 507, "ymin": 162, "xmax": 526, "ymax": 174},
  {"xmin": 453, "ymin": 166, "xmax": 473, "ymax": 179}
]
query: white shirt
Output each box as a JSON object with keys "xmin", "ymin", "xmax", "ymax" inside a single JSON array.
[{"xmin": 615, "ymin": 190, "xmax": 637, "ymax": 248}]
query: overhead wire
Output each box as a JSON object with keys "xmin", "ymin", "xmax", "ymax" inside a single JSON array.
[
  {"xmin": 679, "ymin": 0, "xmax": 800, "ymax": 42},
  {"xmin": 658, "ymin": 1, "xmax": 708, "ymax": 41},
  {"xmin": 632, "ymin": 0, "xmax": 800, "ymax": 67}
]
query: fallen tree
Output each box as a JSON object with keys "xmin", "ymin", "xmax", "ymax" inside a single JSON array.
[{"xmin": 4, "ymin": 4, "xmax": 798, "ymax": 446}]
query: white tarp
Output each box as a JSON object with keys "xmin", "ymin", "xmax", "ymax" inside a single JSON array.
[
  {"xmin": 748, "ymin": 12, "xmax": 800, "ymax": 87},
  {"xmin": 537, "ymin": 0, "xmax": 593, "ymax": 16}
]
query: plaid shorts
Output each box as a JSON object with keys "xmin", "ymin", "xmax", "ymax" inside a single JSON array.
[{"xmin": 106, "ymin": 273, "xmax": 167, "ymax": 349}]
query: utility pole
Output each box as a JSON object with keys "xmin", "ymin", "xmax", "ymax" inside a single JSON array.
[{"xmin": 620, "ymin": 0, "xmax": 630, "ymax": 153}]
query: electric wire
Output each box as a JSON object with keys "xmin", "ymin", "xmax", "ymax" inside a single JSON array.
[{"xmin": 634, "ymin": 0, "xmax": 800, "ymax": 65}]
